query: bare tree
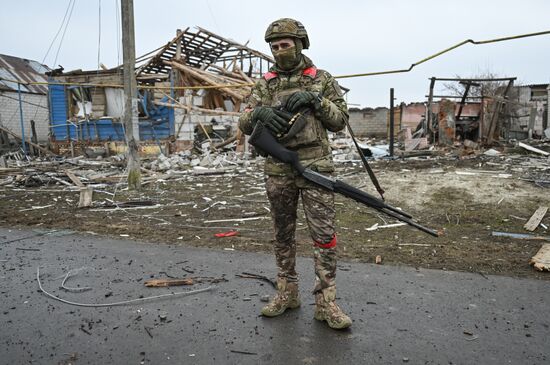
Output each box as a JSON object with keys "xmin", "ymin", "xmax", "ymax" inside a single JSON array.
[{"xmin": 442, "ymin": 71, "xmax": 510, "ymax": 98}]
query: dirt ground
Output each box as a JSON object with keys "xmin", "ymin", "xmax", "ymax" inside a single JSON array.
[{"xmin": 1, "ymin": 147, "xmax": 550, "ymax": 280}]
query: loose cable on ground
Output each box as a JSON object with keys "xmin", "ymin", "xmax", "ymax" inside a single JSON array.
[{"xmin": 37, "ymin": 267, "xmax": 214, "ymax": 307}]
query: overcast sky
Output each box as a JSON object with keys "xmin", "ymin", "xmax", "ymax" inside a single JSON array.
[{"xmin": 1, "ymin": 0, "xmax": 549, "ymax": 106}]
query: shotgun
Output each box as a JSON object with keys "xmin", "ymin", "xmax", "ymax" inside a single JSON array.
[{"xmin": 249, "ymin": 122, "xmax": 440, "ymax": 237}]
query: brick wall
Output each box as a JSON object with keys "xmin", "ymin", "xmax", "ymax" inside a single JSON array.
[
  {"xmin": 0, "ymin": 91, "xmax": 50, "ymax": 142},
  {"xmin": 348, "ymin": 108, "xmax": 388, "ymax": 138}
]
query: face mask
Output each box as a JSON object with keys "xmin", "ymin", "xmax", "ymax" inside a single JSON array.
[{"xmin": 272, "ymin": 46, "xmax": 301, "ymax": 70}]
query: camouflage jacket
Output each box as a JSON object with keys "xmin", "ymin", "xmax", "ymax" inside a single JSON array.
[{"xmin": 238, "ymin": 56, "xmax": 349, "ymax": 176}]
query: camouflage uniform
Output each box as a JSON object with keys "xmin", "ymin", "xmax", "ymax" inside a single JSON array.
[{"xmin": 239, "ymin": 18, "xmax": 352, "ymax": 329}]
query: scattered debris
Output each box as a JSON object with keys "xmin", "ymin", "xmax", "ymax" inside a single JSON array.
[
  {"xmin": 366, "ymin": 222, "xmax": 407, "ymax": 231},
  {"xmin": 204, "ymin": 217, "xmax": 268, "ymax": 224},
  {"xmin": 530, "ymin": 244, "xmax": 550, "ymax": 271},
  {"xmin": 483, "ymin": 149, "xmax": 501, "ymax": 156},
  {"xmin": 230, "ymin": 349, "xmax": 258, "ymax": 356},
  {"xmin": 19, "ymin": 204, "xmax": 54, "ymax": 212},
  {"xmin": 144, "ymin": 326, "xmax": 154, "ymax": 338},
  {"xmin": 214, "ymin": 231, "xmax": 238, "ymax": 238}
]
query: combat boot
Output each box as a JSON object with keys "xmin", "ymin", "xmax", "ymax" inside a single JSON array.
[
  {"xmin": 261, "ymin": 278, "xmax": 301, "ymax": 317},
  {"xmin": 314, "ymin": 286, "xmax": 352, "ymax": 329}
]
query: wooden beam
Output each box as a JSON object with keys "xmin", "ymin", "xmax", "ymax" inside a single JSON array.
[{"xmin": 164, "ymin": 60, "xmax": 245, "ymax": 100}]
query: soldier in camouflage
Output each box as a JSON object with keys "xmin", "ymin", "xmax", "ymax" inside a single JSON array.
[{"xmin": 238, "ymin": 18, "xmax": 352, "ymax": 329}]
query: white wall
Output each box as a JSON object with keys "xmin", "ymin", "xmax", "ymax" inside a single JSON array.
[{"xmin": 0, "ymin": 91, "xmax": 50, "ymax": 142}]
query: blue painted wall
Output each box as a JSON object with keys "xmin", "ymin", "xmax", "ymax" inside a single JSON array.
[{"xmin": 48, "ymin": 79, "xmax": 174, "ymax": 142}]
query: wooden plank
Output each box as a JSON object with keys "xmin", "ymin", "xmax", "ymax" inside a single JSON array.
[
  {"xmin": 65, "ymin": 170, "xmax": 85, "ymax": 187},
  {"xmin": 524, "ymin": 206, "xmax": 548, "ymax": 231},
  {"xmin": 530, "ymin": 243, "xmax": 550, "ymax": 271},
  {"xmin": 518, "ymin": 142, "xmax": 550, "ymax": 157},
  {"xmin": 78, "ymin": 187, "xmax": 93, "ymax": 208},
  {"xmin": 144, "ymin": 278, "xmax": 194, "ymax": 287}
]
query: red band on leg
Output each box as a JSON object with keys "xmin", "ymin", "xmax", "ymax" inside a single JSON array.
[{"xmin": 314, "ymin": 235, "xmax": 337, "ymax": 249}]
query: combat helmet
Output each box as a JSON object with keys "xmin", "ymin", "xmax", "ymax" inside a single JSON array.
[{"xmin": 265, "ymin": 18, "xmax": 310, "ymax": 49}]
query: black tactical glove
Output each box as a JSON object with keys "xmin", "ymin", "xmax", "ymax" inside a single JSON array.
[
  {"xmin": 251, "ymin": 106, "xmax": 291, "ymax": 135},
  {"xmin": 285, "ymin": 91, "xmax": 322, "ymax": 113}
]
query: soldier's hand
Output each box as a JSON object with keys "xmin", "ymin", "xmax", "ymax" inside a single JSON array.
[
  {"xmin": 285, "ymin": 91, "xmax": 321, "ymax": 113},
  {"xmin": 252, "ymin": 106, "xmax": 291, "ymax": 134}
]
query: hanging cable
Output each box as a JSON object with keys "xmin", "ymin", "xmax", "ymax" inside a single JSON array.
[{"xmin": 53, "ymin": 0, "xmax": 77, "ymax": 67}]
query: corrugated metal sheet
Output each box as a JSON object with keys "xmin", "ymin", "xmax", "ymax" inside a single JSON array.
[
  {"xmin": 0, "ymin": 54, "xmax": 50, "ymax": 94},
  {"xmin": 49, "ymin": 83, "xmax": 68, "ymax": 140}
]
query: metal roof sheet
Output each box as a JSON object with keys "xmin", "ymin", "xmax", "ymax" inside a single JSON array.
[{"xmin": 0, "ymin": 54, "xmax": 50, "ymax": 94}]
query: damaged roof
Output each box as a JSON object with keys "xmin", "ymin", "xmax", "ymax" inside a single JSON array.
[
  {"xmin": 136, "ymin": 26, "xmax": 274, "ymax": 83},
  {"xmin": 0, "ymin": 54, "xmax": 50, "ymax": 94}
]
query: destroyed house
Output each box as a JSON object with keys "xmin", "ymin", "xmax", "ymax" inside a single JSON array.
[
  {"xmin": 46, "ymin": 27, "xmax": 274, "ymax": 151},
  {"xmin": 506, "ymin": 83, "xmax": 549, "ymax": 139}
]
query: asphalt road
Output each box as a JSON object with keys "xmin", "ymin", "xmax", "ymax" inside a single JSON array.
[{"xmin": 0, "ymin": 227, "xmax": 549, "ymax": 365}]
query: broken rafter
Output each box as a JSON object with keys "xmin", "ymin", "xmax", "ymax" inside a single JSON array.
[
  {"xmin": 165, "ymin": 60, "xmax": 247, "ymax": 100},
  {"xmin": 137, "ymin": 26, "xmax": 273, "ymax": 81}
]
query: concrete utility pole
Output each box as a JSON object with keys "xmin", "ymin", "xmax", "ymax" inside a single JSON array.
[{"xmin": 121, "ymin": 0, "xmax": 141, "ymax": 190}]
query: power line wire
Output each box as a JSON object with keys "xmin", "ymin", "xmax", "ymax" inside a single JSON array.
[
  {"xmin": 29, "ymin": 0, "xmax": 75, "ymax": 121},
  {"xmin": 53, "ymin": 0, "xmax": 77, "ymax": 67},
  {"xmin": 41, "ymin": 0, "xmax": 74, "ymax": 67},
  {"xmin": 3, "ymin": 28, "xmax": 550, "ymax": 91}
]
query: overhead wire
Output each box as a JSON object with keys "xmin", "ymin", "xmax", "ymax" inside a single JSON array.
[
  {"xmin": 28, "ymin": 0, "xmax": 75, "ymax": 124},
  {"xmin": 40, "ymin": 0, "xmax": 74, "ymax": 68},
  {"xmin": 53, "ymin": 0, "xmax": 77, "ymax": 68},
  {"xmin": 335, "ymin": 30, "xmax": 550, "ymax": 79},
  {"xmin": 2, "ymin": 29, "xmax": 549, "ymax": 92}
]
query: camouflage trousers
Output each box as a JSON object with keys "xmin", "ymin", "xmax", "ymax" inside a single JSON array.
[{"xmin": 265, "ymin": 174, "xmax": 337, "ymax": 294}]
